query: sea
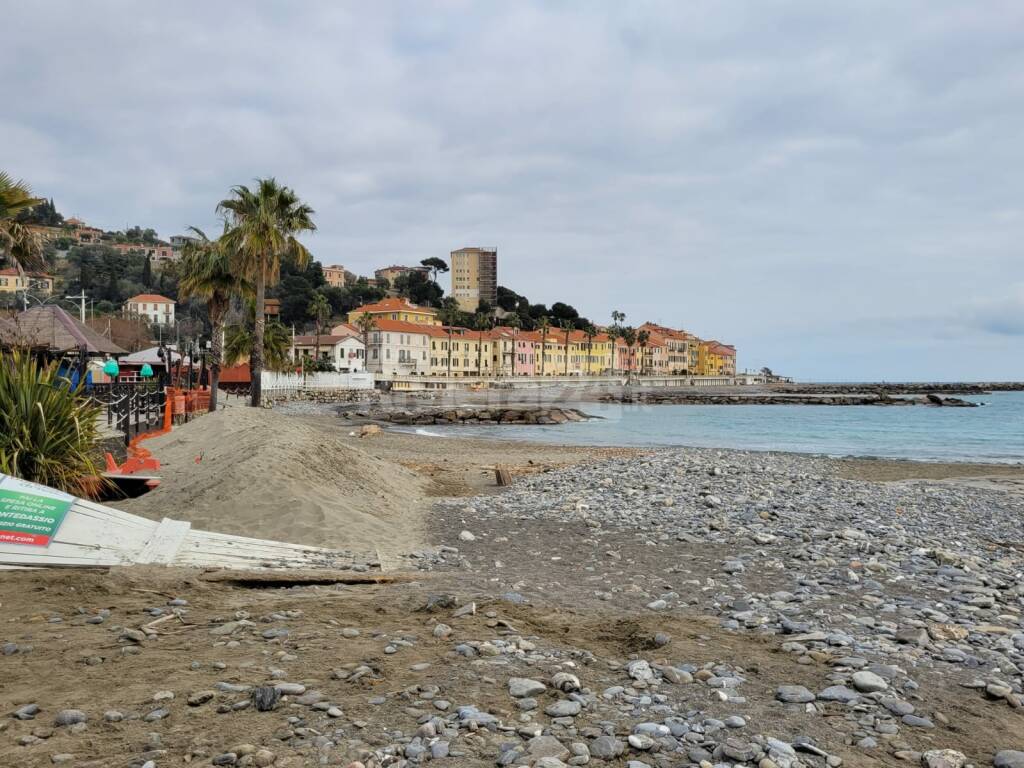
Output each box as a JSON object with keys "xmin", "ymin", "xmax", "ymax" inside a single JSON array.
[{"xmin": 409, "ymin": 390, "xmax": 1024, "ymax": 463}]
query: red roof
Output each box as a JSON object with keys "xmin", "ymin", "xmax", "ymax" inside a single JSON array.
[
  {"xmin": 351, "ymin": 297, "xmax": 435, "ymax": 315},
  {"xmin": 124, "ymin": 293, "xmax": 174, "ymax": 304},
  {"xmin": 370, "ymin": 318, "xmax": 439, "ymax": 335},
  {"xmin": 292, "ymin": 335, "xmax": 354, "ymax": 346},
  {"xmin": 328, "ymin": 322, "xmax": 361, "ymax": 337},
  {"xmin": 0, "ymin": 268, "xmax": 52, "ymax": 278}
]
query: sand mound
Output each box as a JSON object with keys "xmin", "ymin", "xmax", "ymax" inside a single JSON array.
[{"xmin": 116, "ymin": 406, "xmax": 428, "ymax": 555}]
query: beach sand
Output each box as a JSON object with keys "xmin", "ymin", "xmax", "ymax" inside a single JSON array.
[{"xmin": 114, "ymin": 405, "xmax": 636, "ymax": 557}]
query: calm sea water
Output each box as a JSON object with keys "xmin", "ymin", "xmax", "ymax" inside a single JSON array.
[{"xmin": 412, "ymin": 391, "xmax": 1024, "ymax": 463}]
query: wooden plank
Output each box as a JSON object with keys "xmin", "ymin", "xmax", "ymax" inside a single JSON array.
[{"xmin": 135, "ymin": 517, "xmax": 192, "ymax": 564}]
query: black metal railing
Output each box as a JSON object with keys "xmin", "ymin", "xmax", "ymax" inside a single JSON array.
[{"xmin": 88, "ymin": 383, "xmax": 166, "ymax": 446}]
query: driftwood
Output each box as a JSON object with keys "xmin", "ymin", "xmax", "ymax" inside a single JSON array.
[{"xmin": 495, "ymin": 465, "xmax": 513, "ymax": 487}]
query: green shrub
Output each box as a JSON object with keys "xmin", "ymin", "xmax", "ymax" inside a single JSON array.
[{"xmin": 0, "ymin": 352, "xmax": 105, "ymax": 496}]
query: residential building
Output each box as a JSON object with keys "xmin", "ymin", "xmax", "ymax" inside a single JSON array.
[
  {"xmin": 291, "ymin": 334, "xmax": 365, "ymax": 372},
  {"xmin": 323, "ymin": 264, "xmax": 348, "ymax": 288},
  {"xmin": 489, "ymin": 327, "xmax": 520, "ymax": 376},
  {"xmin": 574, "ymin": 330, "xmax": 613, "ymax": 375},
  {"xmin": 363, "ymin": 318, "xmax": 431, "ymax": 376},
  {"xmin": 65, "ymin": 217, "xmax": 105, "ymax": 243},
  {"xmin": 346, "ymin": 297, "xmax": 440, "ymax": 326},
  {"xmin": 697, "ymin": 340, "xmax": 737, "ymax": 376},
  {"xmin": 124, "ymin": 293, "xmax": 175, "ymax": 325},
  {"xmin": 0, "ymin": 269, "xmax": 54, "ymax": 296},
  {"xmin": 169, "ymin": 234, "xmax": 197, "ymax": 256},
  {"xmin": 110, "ymin": 242, "xmax": 176, "ymax": 261},
  {"xmin": 640, "ymin": 323, "xmax": 693, "ymax": 375},
  {"xmin": 427, "ymin": 325, "xmax": 493, "ymax": 376},
  {"xmin": 374, "ymin": 265, "xmax": 429, "ymax": 290},
  {"xmin": 450, "ymin": 247, "xmax": 497, "ymax": 312}
]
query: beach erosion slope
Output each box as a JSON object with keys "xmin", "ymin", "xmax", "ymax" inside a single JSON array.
[{"xmin": 115, "ymin": 406, "xmax": 429, "ymax": 556}]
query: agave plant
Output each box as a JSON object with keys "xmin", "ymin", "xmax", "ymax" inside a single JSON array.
[{"xmin": 0, "ymin": 352, "xmax": 105, "ymax": 495}]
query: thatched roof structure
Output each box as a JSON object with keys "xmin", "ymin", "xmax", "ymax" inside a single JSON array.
[{"xmin": 0, "ymin": 306, "xmax": 126, "ymax": 355}]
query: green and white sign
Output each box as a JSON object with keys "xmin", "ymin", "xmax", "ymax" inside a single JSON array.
[{"xmin": 0, "ymin": 474, "xmax": 75, "ymax": 547}]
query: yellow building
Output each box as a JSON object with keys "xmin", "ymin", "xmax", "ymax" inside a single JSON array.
[
  {"xmin": 697, "ymin": 340, "xmax": 737, "ymax": 376},
  {"xmin": 0, "ymin": 269, "xmax": 54, "ymax": 296},
  {"xmin": 450, "ymin": 247, "xmax": 497, "ymax": 312},
  {"xmin": 347, "ymin": 297, "xmax": 440, "ymax": 326},
  {"xmin": 427, "ymin": 326, "xmax": 493, "ymax": 376}
]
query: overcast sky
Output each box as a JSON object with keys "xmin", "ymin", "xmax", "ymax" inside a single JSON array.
[{"xmin": 6, "ymin": 2, "xmax": 1023, "ymax": 380}]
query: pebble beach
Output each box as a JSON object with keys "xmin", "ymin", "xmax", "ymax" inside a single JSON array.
[{"xmin": 2, "ymin": 408, "xmax": 1023, "ymax": 768}]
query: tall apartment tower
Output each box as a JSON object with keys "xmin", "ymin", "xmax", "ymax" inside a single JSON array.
[{"xmin": 450, "ymin": 247, "xmax": 498, "ymax": 312}]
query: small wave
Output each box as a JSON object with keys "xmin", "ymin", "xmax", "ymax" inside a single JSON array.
[{"xmin": 414, "ymin": 428, "xmax": 448, "ymax": 437}]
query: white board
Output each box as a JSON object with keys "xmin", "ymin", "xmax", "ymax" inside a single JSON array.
[{"xmin": 0, "ymin": 473, "xmax": 378, "ymax": 571}]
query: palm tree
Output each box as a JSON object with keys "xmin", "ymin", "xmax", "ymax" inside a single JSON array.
[
  {"xmin": 354, "ymin": 312, "xmax": 377, "ymax": 373},
  {"xmin": 637, "ymin": 329, "xmax": 650, "ymax": 376},
  {"xmin": 621, "ymin": 326, "xmax": 637, "ymax": 382},
  {"xmin": 178, "ymin": 225, "xmax": 246, "ymax": 412},
  {"xmin": 218, "ymin": 178, "xmax": 316, "ymax": 407},
  {"xmin": 561, "ymin": 319, "xmax": 575, "ymax": 375},
  {"xmin": 610, "ymin": 310, "xmax": 625, "ymax": 374},
  {"xmin": 0, "ymin": 172, "xmax": 45, "ymax": 272},
  {"xmin": 537, "ymin": 316, "xmax": 550, "ymax": 376},
  {"xmin": 225, "ymin": 317, "xmax": 292, "ymax": 373},
  {"xmin": 474, "ymin": 312, "xmax": 492, "ymax": 376},
  {"xmin": 505, "ymin": 314, "xmax": 521, "ymax": 375},
  {"xmin": 307, "ymin": 292, "xmax": 330, "ymax": 363},
  {"xmin": 583, "ymin": 324, "xmax": 597, "ymax": 376},
  {"xmin": 438, "ymin": 300, "xmax": 461, "ymax": 378}
]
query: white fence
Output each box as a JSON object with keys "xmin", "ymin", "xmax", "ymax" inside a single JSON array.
[{"xmin": 261, "ymin": 371, "xmax": 375, "ymax": 394}]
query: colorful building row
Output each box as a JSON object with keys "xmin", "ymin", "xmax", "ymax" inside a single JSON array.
[{"xmin": 344, "ymin": 298, "xmax": 736, "ymax": 377}]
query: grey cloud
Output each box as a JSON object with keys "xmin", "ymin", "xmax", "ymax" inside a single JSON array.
[{"xmin": 3, "ymin": 1, "xmax": 1023, "ymax": 379}]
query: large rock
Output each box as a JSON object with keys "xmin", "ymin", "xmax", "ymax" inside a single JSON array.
[
  {"xmin": 851, "ymin": 670, "xmax": 888, "ymax": 693},
  {"xmin": 922, "ymin": 750, "xmax": 966, "ymax": 768},
  {"xmin": 528, "ymin": 735, "xmax": 570, "ymax": 761},
  {"xmin": 995, "ymin": 752, "xmax": 1024, "ymax": 768},
  {"xmin": 508, "ymin": 677, "xmax": 547, "ymax": 698},
  {"xmin": 589, "ymin": 736, "xmax": 625, "ymax": 761},
  {"xmin": 776, "ymin": 685, "xmax": 815, "ymax": 703}
]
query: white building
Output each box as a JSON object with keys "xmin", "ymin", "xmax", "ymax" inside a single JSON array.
[
  {"xmin": 291, "ymin": 334, "xmax": 366, "ymax": 372},
  {"xmin": 123, "ymin": 293, "xmax": 175, "ymax": 325},
  {"xmin": 356, "ymin": 318, "xmax": 431, "ymax": 376}
]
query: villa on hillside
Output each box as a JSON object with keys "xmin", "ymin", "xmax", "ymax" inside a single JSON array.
[{"xmin": 123, "ymin": 293, "xmax": 175, "ymax": 325}]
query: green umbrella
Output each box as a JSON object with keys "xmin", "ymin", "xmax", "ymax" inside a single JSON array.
[
  {"xmin": 140, "ymin": 363, "xmax": 154, "ymax": 378},
  {"xmin": 103, "ymin": 359, "xmax": 119, "ymax": 377}
]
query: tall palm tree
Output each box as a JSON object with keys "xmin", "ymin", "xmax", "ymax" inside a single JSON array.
[
  {"xmin": 307, "ymin": 292, "xmax": 330, "ymax": 363},
  {"xmin": 610, "ymin": 310, "xmax": 625, "ymax": 374},
  {"xmin": 637, "ymin": 329, "xmax": 650, "ymax": 377},
  {"xmin": 218, "ymin": 178, "xmax": 316, "ymax": 407},
  {"xmin": 354, "ymin": 312, "xmax": 376, "ymax": 373},
  {"xmin": 537, "ymin": 316, "xmax": 550, "ymax": 376},
  {"xmin": 0, "ymin": 172, "xmax": 45, "ymax": 272},
  {"xmin": 504, "ymin": 314, "xmax": 521, "ymax": 375},
  {"xmin": 583, "ymin": 324, "xmax": 597, "ymax": 376},
  {"xmin": 561, "ymin": 319, "xmax": 575, "ymax": 375},
  {"xmin": 438, "ymin": 301, "xmax": 461, "ymax": 377},
  {"xmin": 621, "ymin": 326, "xmax": 637, "ymax": 381},
  {"xmin": 178, "ymin": 225, "xmax": 247, "ymax": 412},
  {"xmin": 474, "ymin": 312, "xmax": 492, "ymax": 376}
]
